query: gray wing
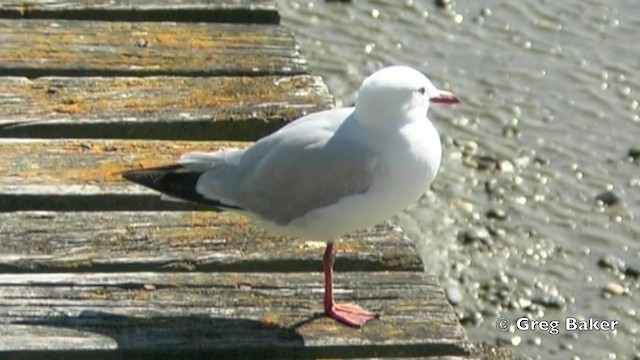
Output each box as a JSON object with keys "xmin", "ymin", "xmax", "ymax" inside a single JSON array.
[{"xmin": 196, "ymin": 111, "xmax": 379, "ymax": 225}]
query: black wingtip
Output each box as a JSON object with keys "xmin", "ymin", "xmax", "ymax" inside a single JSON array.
[
  {"xmin": 120, "ymin": 164, "xmax": 183, "ymax": 190},
  {"xmin": 121, "ymin": 164, "xmax": 243, "ymax": 210}
]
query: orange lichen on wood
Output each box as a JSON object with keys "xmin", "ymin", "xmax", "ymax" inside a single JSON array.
[
  {"xmin": 0, "ymin": 139, "xmax": 249, "ymax": 184},
  {"xmin": 0, "ymin": 76, "xmax": 330, "ymax": 118},
  {"xmin": 0, "ymin": 19, "xmax": 304, "ymax": 75},
  {"xmin": 259, "ymin": 313, "xmax": 282, "ymax": 329}
]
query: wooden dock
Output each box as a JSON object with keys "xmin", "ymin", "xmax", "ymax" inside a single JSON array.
[{"xmin": 0, "ymin": 1, "xmax": 473, "ymax": 358}]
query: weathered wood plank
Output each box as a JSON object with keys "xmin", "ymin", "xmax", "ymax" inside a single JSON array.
[
  {"xmin": 0, "ymin": 76, "xmax": 333, "ymax": 139},
  {"xmin": 0, "ymin": 272, "xmax": 469, "ymax": 358},
  {"xmin": 0, "ymin": 19, "xmax": 307, "ymax": 77},
  {"xmin": 0, "ymin": 211, "xmax": 423, "ymax": 272},
  {"xmin": 0, "ymin": 0, "xmax": 280, "ymax": 24},
  {"xmin": 0, "ymin": 139, "xmax": 239, "ymax": 211}
]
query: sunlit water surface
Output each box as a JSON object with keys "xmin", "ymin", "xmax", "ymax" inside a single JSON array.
[{"xmin": 278, "ymin": 0, "xmax": 640, "ymax": 358}]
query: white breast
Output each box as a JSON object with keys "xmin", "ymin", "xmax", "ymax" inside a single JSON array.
[{"xmin": 272, "ymin": 119, "xmax": 442, "ymax": 241}]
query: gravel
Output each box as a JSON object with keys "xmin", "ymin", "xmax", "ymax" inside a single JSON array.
[
  {"xmin": 602, "ymin": 282, "xmax": 626, "ymax": 296},
  {"xmin": 487, "ymin": 208, "xmax": 508, "ymax": 220},
  {"xmin": 595, "ymin": 190, "xmax": 620, "ymax": 206},
  {"xmin": 446, "ymin": 286, "xmax": 464, "ymax": 305}
]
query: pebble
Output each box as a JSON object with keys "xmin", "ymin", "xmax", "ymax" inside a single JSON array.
[
  {"xmin": 486, "ymin": 208, "xmax": 507, "ymax": 220},
  {"xmin": 485, "ymin": 177, "xmax": 499, "ymax": 188},
  {"xmin": 498, "ymin": 160, "xmax": 515, "ymax": 173},
  {"xmin": 527, "ymin": 336, "xmax": 542, "ymax": 346},
  {"xmin": 534, "ymin": 156, "xmax": 550, "ymax": 166},
  {"xmin": 513, "ymin": 175, "xmax": 524, "ymax": 185},
  {"xmin": 487, "ymin": 224, "xmax": 506, "ymax": 238},
  {"xmin": 462, "ymin": 227, "xmax": 491, "ymax": 245},
  {"xmin": 629, "ymin": 147, "xmax": 640, "ymax": 161},
  {"xmin": 502, "ymin": 124, "xmax": 520, "ymax": 138},
  {"xmin": 625, "ymin": 266, "xmax": 640, "ymax": 279},
  {"xmin": 473, "ymin": 15, "xmax": 485, "ymax": 25},
  {"xmin": 464, "ymin": 154, "xmax": 503, "ymax": 171},
  {"xmin": 496, "ymin": 287, "xmax": 510, "ymax": 301},
  {"xmin": 459, "ymin": 310, "xmax": 483, "ymax": 326},
  {"xmin": 463, "ymin": 140, "xmax": 478, "ymax": 154},
  {"xmin": 446, "ymin": 286, "xmax": 463, "ymax": 305},
  {"xmin": 518, "ymin": 297, "xmax": 532, "ymax": 308},
  {"xmin": 595, "ymin": 190, "xmax": 620, "ymax": 206},
  {"xmin": 597, "ymin": 255, "xmax": 626, "ymax": 273},
  {"xmin": 511, "ymin": 335, "xmax": 522, "ymax": 346},
  {"xmin": 514, "ymin": 156, "xmax": 531, "ymax": 168},
  {"xmin": 455, "ymin": 199, "xmax": 474, "ymax": 213},
  {"xmin": 527, "ymin": 337, "xmax": 542, "ymax": 346},
  {"xmin": 462, "ymin": 157, "xmax": 478, "ymax": 169},
  {"xmin": 603, "ymin": 282, "xmax": 626, "ymax": 296},
  {"xmin": 484, "ymin": 178, "xmax": 505, "ymax": 197},
  {"xmin": 560, "ymin": 342, "xmax": 574, "ymax": 351},
  {"xmin": 480, "ymin": 307, "xmax": 499, "ymax": 317},
  {"xmin": 507, "ymin": 299, "xmax": 520, "ymax": 310},
  {"xmin": 532, "ymin": 294, "xmax": 567, "ymax": 309},
  {"xmin": 434, "ymin": 0, "xmax": 452, "ymax": 8},
  {"xmin": 597, "ymin": 255, "xmax": 640, "ymax": 279},
  {"xmin": 476, "ymin": 155, "xmax": 499, "ymax": 170}
]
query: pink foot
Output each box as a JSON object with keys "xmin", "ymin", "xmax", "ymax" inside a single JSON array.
[
  {"xmin": 326, "ymin": 302, "xmax": 378, "ymax": 328},
  {"xmin": 322, "ymin": 242, "xmax": 379, "ymax": 328}
]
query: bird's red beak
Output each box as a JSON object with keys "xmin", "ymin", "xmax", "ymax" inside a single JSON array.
[{"xmin": 430, "ymin": 90, "xmax": 460, "ymax": 105}]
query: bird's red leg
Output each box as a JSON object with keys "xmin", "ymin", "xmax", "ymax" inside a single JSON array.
[{"xmin": 323, "ymin": 241, "xmax": 377, "ymax": 327}]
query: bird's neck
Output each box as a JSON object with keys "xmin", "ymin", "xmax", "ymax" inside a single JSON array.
[{"xmin": 354, "ymin": 106, "xmax": 407, "ymax": 133}]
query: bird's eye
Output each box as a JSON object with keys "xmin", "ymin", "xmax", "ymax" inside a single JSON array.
[{"xmin": 417, "ymin": 87, "xmax": 426, "ymax": 95}]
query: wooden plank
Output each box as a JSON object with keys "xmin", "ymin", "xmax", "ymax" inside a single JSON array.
[
  {"xmin": 0, "ymin": 76, "xmax": 333, "ymax": 140},
  {"xmin": 0, "ymin": 272, "xmax": 470, "ymax": 358},
  {"xmin": 0, "ymin": 19, "xmax": 307, "ymax": 77},
  {"xmin": 0, "ymin": 211, "xmax": 423, "ymax": 273},
  {"xmin": 0, "ymin": 139, "xmax": 235, "ymax": 211},
  {"xmin": 0, "ymin": 0, "xmax": 280, "ymax": 24}
]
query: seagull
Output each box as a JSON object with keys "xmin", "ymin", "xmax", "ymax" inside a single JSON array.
[{"xmin": 121, "ymin": 65, "xmax": 459, "ymax": 327}]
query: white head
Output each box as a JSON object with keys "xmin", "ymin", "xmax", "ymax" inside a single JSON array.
[{"xmin": 354, "ymin": 66, "xmax": 458, "ymax": 128}]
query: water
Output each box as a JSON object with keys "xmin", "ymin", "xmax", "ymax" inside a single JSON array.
[{"xmin": 278, "ymin": 0, "xmax": 640, "ymax": 358}]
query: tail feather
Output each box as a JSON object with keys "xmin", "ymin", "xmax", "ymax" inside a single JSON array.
[{"xmin": 121, "ymin": 164, "xmax": 243, "ymax": 210}]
